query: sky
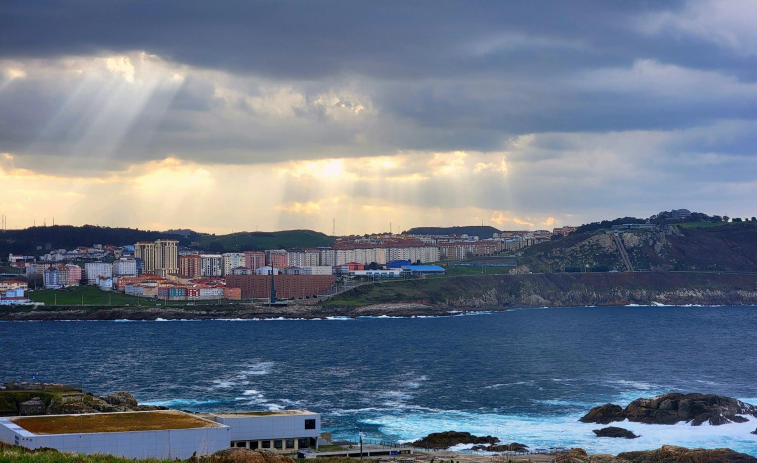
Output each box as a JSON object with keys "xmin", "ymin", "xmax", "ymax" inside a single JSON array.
[{"xmin": 1, "ymin": 0, "xmax": 756, "ymax": 235}]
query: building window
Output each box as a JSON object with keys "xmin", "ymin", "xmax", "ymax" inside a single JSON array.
[
  {"xmin": 305, "ymin": 419, "xmax": 316, "ymax": 429},
  {"xmin": 262, "ymin": 441, "xmax": 271, "ymax": 449},
  {"xmin": 286, "ymin": 439, "xmax": 294, "ymax": 449},
  {"xmin": 274, "ymin": 440, "xmax": 283, "ymax": 450},
  {"xmin": 298, "ymin": 438, "xmax": 311, "ymax": 449}
]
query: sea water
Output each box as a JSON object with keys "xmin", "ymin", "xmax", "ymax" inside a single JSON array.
[{"xmin": 2, "ymin": 305, "xmax": 757, "ymax": 455}]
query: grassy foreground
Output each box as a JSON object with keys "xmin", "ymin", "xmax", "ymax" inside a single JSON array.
[{"xmin": 0, "ymin": 443, "xmax": 171, "ymax": 463}]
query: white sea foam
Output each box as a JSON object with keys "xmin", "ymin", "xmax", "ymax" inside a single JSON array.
[
  {"xmin": 139, "ymin": 398, "xmax": 222, "ymax": 407},
  {"xmin": 359, "ymin": 409, "xmax": 757, "ymax": 455},
  {"xmin": 485, "ymin": 381, "xmax": 535, "ymax": 389}
]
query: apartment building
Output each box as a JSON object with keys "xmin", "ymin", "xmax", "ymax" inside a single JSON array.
[
  {"xmin": 201, "ymin": 254, "xmax": 223, "ymax": 277},
  {"xmin": 134, "ymin": 239, "xmax": 178, "ymax": 276},
  {"xmin": 179, "ymin": 255, "xmax": 202, "ymax": 278},
  {"xmin": 222, "ymin": 253, "xmax": 245, "ymax": 276},
  {"xmin": 84, "ymin": 262, "xmax": 113, "ymax": 284},
  {"xmin": 112, "ymin": 258, "xmax": 138, "ymax": 277},
  {"xmin": 243, "ymin": 251, "xmax": 266, "ymax": 270},
  {"xmin": 265, "ymin": 250, "xmax": 288, "ymax": 268},
  {"xmin": 226, "ymin": 274, "xmax": 335, "ymax": 299}
]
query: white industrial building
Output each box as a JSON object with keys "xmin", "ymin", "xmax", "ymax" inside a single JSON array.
[
  {"xmin": 0, "ymin": 409, "xmax": 322, "ymax": 458},
  {"xmin": 209, "ymin": 410, "xmax": 321, "ymax": 452},
  {"xmin": 0, "ymin": 410, "xmax": 229, "ymax": 460}
]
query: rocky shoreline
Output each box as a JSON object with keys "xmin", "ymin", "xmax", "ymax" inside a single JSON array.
[
  {"xmin": 0, "ymin": 303, "xmax": 458, "ymax": 321},
  {"xmin": 3, "ymin": 272, "xmax": 757, "ymax": 321}
]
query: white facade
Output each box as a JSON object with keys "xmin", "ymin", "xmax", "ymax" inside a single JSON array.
[
  {"xmin": 112, "ymin": 258, "xmax": 138, "ymax": 277},
  {"xmin": 255, "ymin": 266, "xmax": 280, "ymax": 275},
  {"xmin": 222, "ymin": 253, "xmax": 245, "ymax": 276},
  {"xmin": 350, "ymin": 269, "xmax": 402, "ymax": 278},
  {"xmin": 0, "ymin": 412, "xmax": 230, "ymax": 460},
  {"xmin": 332, "ymin": 246, "xmax": 439, "ymax": 266},
  {"xmin": 200, "ymin": 254, "xmax": 223, "ymax": 277},
  {"xmin": 301, "ymin": 266, "xmax": 333, "ymax": 275},
  {"xmin": 210, "ymin": 410, "xmax": 320, "ymax": 452},
  {"xmin": 85, "ymin": 262, "xmax": 113, "ymax": 284},
  {"xmin": 199, "ymin": 287, "xmax": 224, "ymax": 298}
]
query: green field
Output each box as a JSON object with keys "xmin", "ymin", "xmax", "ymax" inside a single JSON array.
[
  {"xmin": 193, "ymin": 229, "xmax": 335, "ymax": 252},
  {"xmin": 679, "ymin": 221, "xmax": 735, "ymax": 228},
  {"xmin": 26, "ymin": 286, "xmax": 143, "ymax": 306},
  {"xmin": 441, "ymin": 265, "xmax": 514, "ymax": 277},
  {"xmin": 23, "ymin": 286, "xmax": 239, "ymax": 308}
]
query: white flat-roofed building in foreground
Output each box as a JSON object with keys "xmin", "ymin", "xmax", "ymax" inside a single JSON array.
[
  {"xmin": 209, "ymin": 410, "xmax": 321, "ymax": 452},
  {"xmin": 0, "ymin": 410, "xmax": 229, "ymax": 460}
]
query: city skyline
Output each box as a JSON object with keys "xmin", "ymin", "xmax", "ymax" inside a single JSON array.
[{"xmin": 2, "ymin": 1, "xmax": 756, "ymax": 234}]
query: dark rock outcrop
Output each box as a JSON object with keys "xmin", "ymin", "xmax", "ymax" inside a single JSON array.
[
  {"xmin": 580, "ymin": 393, "xmax": 757, "ymax": 426},
  {"xmin": 555, "ymin": 446, "xmax": 757, "ymax": 463},
  {"xmin": 592, "ymin": 427, "xmax": 638, "ymax": 439},
  {"xmin": 752, "ymin": 428, "xmax": 757, "ymax": 435},
  {"xmin": 579, "ymin": 404, "xmax": 625, "ymax": 424},
  {"xmin": 104, "ymin": 391, "xmax": 139, "ymax": 408},
  {"xmin": 471, "ymin": 442, "xmax": 528, "ymax": 452},
  {"xmin": 412, "ymin": 431, "xmax": 498, "ymax": 449},
  {"xmin": 617, "ymin": 445, "xmax": 757, "ymax": 463}
]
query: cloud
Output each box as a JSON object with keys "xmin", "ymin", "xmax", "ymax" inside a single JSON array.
[
  {"xmin": 1, "ymin": 2, "xmax": 756, "ymax": 233},
  {"xmin": 277, "ymin": 201, "xmax": 322, "ymax": 214}
]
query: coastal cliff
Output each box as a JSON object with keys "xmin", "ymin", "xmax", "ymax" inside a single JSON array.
[{"xmin": 324, "ymin": 271, "xmax": 757, "ymax": 310}]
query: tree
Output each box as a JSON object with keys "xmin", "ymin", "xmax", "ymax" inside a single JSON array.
[
  {"xmin": 752, "ymin": 217, "xmax": 756, "ymax": 222},
  {"xmin": 733, "ymin": 218, "xmax": 743, "ymax": 223},
  {"xmin": 723, "ymin": 216, "xmax": 730, "ymax": 222},
  {"xmin": 208, "ymin": 241, "xmax": 225, "ymax": 252}
]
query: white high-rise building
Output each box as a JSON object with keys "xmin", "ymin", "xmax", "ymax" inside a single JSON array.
[
  {"xmin": 201, "ymin": 254, "xmax": 223, "ymax": 277},
  {"xmin": 113, "ymin": 258, "xmax": 138, "ymax": 277},
  {"xmin": 85, "ymin": 262, "xmax": 113, "ymax": 284},
  {"xmin": 222, "ymin": 253, "xmax": 245, "ymax": 276}
]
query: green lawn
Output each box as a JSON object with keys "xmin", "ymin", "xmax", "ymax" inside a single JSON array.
[
  {"xmin": 26, "ymin": 286, "xmax": 142, "ymax": 306},
  {"xmin": 441, "ymin": 265, "xmax": 513, "ymax": 277},
  {"xmin": 679, "ymin": 221, "xmax": 734, "ymax": 228}
]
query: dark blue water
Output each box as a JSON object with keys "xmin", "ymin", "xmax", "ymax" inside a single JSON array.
[{"xmin": 2, "ymin": 306, "xmax": 757, "ymax": 454}]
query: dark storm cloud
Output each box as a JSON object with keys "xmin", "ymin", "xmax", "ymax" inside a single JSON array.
[{"xmin": 0, "ymin": 1, "xmax": 706, "ymax": 81}]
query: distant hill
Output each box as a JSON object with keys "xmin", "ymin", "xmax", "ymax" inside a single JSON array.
[
  {"xmin": 519, "ymin": 221, "xmax": 757, "ymax": 272},
  {"xmin": 193, "ymin": 230, "xmax": 336, "ymax": 252},
  {"xmin": 0, "ymin": 225, "xmax": 189, "ymax": 256},
  {"xmin": 405, "ymin": 226, "xmax": 502, "ymax": 239}
]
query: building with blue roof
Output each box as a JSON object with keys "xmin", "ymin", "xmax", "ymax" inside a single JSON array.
[{"xmin": 401, "ymin": 265, "xmax": 446, "ymax": 276}]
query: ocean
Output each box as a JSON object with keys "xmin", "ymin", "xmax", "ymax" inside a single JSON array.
[{"xmin": 2, "ymin": 305, "xmax": 757, "ymax": 455}]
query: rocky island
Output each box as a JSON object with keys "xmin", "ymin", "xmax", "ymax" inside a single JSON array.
[{"xmin": 580, "ymin": 393, "xmax": 757, "ymax": 426}]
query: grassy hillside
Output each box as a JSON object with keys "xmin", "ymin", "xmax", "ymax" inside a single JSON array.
[
  {"xmin": 0, "ymin": 226, "xmax": 189, "ymax": 256},
  {"xmin": 193, "ymin": 230, "xmax": 335, "ymax": 252},
  {"xmin": 520, "ymin": 222, "xmax": 757, "ymax": 272}
]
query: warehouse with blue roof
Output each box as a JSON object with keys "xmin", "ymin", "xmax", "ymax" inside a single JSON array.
[{"xmin": 401, "ymin": 265, "xmax": 446, "ymax": 276}]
